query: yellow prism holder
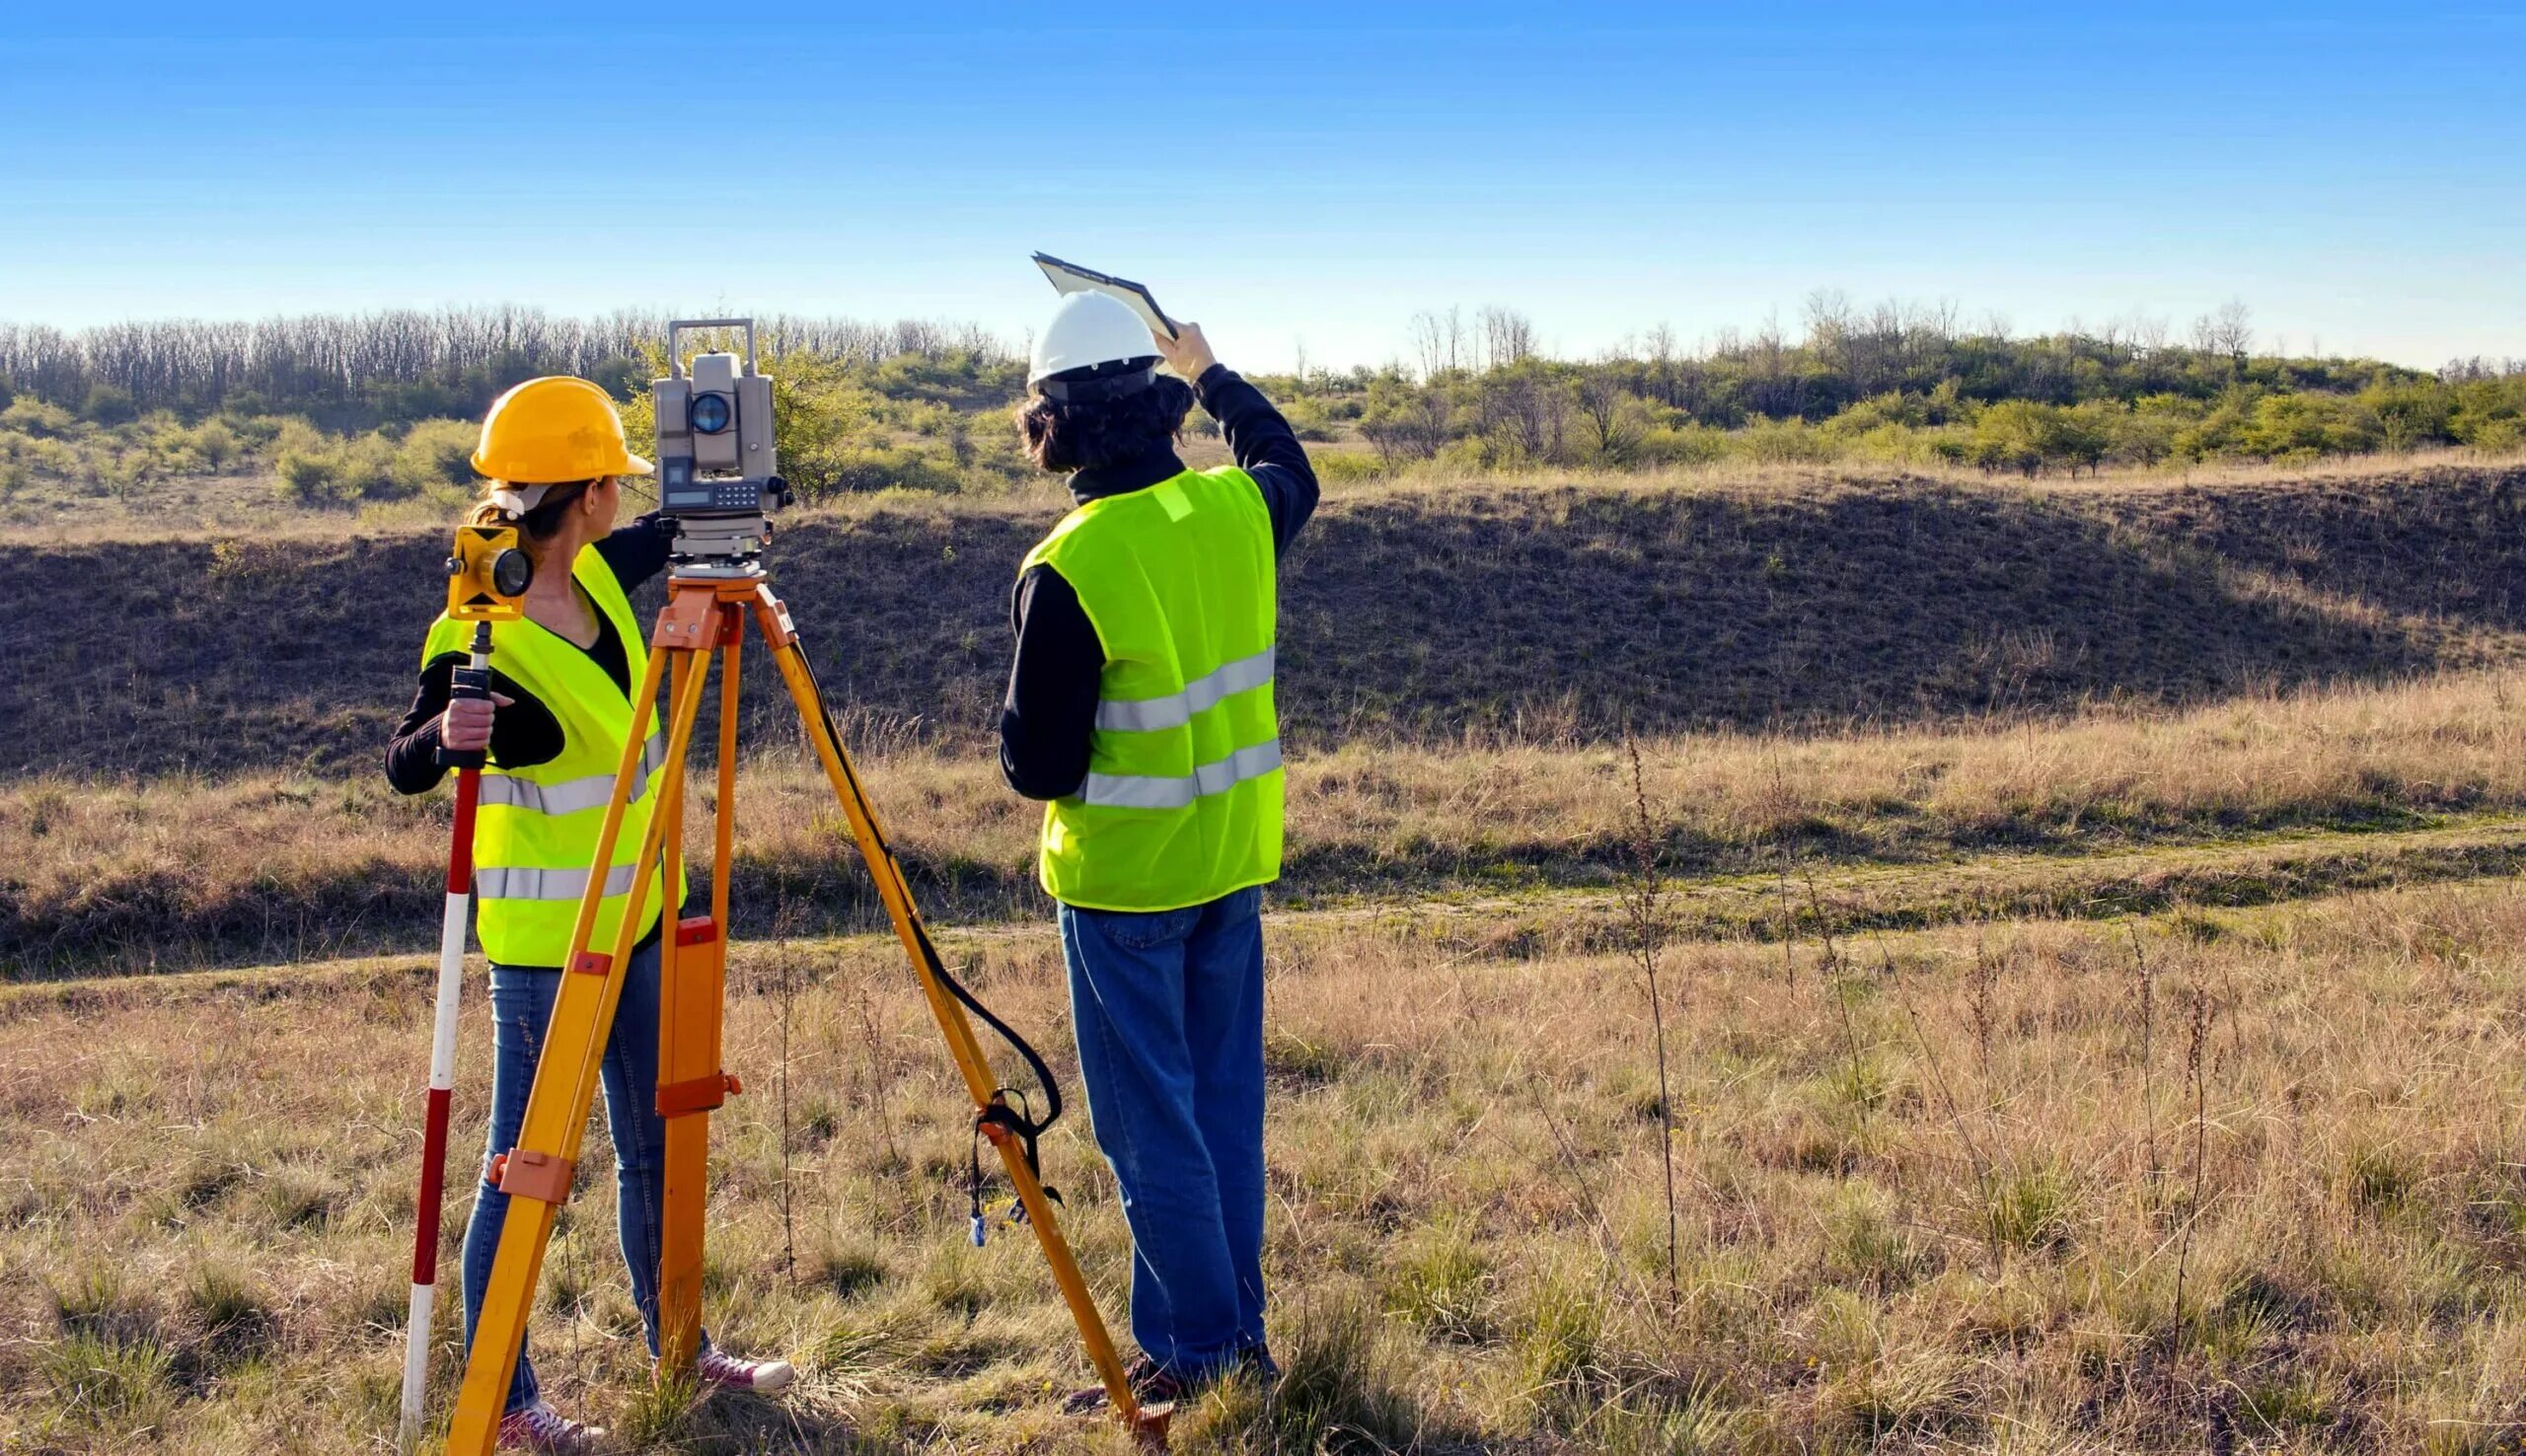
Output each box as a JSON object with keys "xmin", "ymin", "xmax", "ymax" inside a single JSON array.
[
  {"xmin": 440, "ymin": 573, "xmax": 1168, "ymax": 1453},
  {"xmin": 444, "ymin": 525, "xmax": 533, "ymax": 623}
]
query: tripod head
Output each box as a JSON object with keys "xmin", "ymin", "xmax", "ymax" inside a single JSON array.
[{"xmin": 652, "ymin": 318, "xmax": 793, "ymax": 578}]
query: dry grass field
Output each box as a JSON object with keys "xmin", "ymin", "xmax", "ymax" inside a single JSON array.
[
  {"xmin": 6, "ymin": 461, "xmax": 2526, "ymax": 1452},
  {"xmin": 11, "ymin": 665, "xmax": 2526, "ymax": 977},
  {"xmin": 10, "ymin": 872, "xmax": 2526, "ymax": 1453}
]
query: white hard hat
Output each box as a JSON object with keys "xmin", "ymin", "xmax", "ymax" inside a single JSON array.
[{"xmin": 1029, "ymin": 291, "xmax": 1160, "ymax": 388}]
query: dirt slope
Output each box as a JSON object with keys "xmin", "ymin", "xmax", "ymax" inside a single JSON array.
[{"xmin": 3, "ymin": 465, "xmax": 2520, "ymax": 778}]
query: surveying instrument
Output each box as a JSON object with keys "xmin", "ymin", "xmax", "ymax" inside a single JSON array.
[{"xmin": 442, "ymin": 323, "xmax": 1170, "ymax": 1451}]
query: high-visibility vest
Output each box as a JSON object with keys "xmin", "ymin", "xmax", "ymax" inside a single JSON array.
[
  {"xmin": 1021, "ymin": 466, "xmax": 1284, "ymax": 912},
  {"xmin": 420, "ymin": 546, "xmax": 685, "ymax": 967}
]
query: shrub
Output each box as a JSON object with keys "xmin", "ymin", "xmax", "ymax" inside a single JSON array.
[
  {"xmin": 189, "ymin": 418, "xmax": 241, "ymax": 471},
  {"xmin": 393, "ymin": 418, "xmax": 479, "ymax": 495},
  {"xmin": 81, "ymin": 385, "xmax": 139, "ymax": 425},
  {"xmin": 277, "ymin": 448, "xmax": 348, "ymax": 507},
  {"xmin": 1311, "ymin": 451, "xmax": 1388, "ymax": 485},
  {"xmin": 1282, "ymin": 396, "xmax": 1341, "ymax": 442},
  {"xmin": 812, "ymin": 443, "xmax": 962, "ymax": 497},
  {"xmin": 1741, "ymin": 414, "xmax": 1834, "ymax": 465},
  {"xmin": 1, "ymin": 396, "xmax": 78, "ymax": 436}
]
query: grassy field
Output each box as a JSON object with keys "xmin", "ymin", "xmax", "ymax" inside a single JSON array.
[
  {"xmin": 7, "ymin": 460, "xmax": 2526, "ymax": 1452},
  {"xmin": 10, "ymin": 871, "xmax": 2526, "ymax": 1452},
  {"xmin": 13, "ymin": 664, "xmax": 2526, "ymax": 977}
]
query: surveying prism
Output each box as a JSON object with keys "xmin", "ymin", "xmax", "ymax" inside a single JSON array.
[
  {"xmin": 442, "ymin": 324, "xmax": 1170, "ymax": 1451},
  {"xmin": 399, "ymin": 526, "xmax": 532, "ymax": 1452},
  {"xmin": 651, "ymin": 319, "xmax": 793, "ymax": 577}
]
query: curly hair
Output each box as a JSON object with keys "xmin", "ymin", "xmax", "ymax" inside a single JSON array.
[{"xmin": 1014, "ymin": 375, "xmax": 1196, "ymax": 473}]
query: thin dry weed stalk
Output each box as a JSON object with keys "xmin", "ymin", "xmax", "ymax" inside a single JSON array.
[
  {"xmin": 2171, "ymin": 981, "xmax": 2214, "ymax": 1380},
  {"xmin": 771, "ymin": 897, "xmax": 803, "ymax": 1285},
  {"xmin": 2129, "ymin": 924, "xmax": 2162, "ymax": 1183},
  {"xmin": 1880, "ymin": 935, "xmax": 2005, "ymax": 1277},
  {"xmin": 1620, "ymin": 740, "xmax": 1684, "ymax": 1304}
]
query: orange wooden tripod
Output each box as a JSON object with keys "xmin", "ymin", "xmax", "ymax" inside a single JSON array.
[{"xmin": 444, "ymin": 572, "xmax": 1168, "ymax": 1452}]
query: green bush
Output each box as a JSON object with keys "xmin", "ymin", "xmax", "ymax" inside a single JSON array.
[
  {"xmin": 277, "ymin": 448, "xmax": 347, "ymax": 506},
  {"xmin": 1312, "ymin": 450, "xmax": 1388, "ymax": 484},
  {"xmin": 1282, "ymin": 396, "xmax": 1342, "ymax": 442},
  {"xmin": 81, "ymin": 385, "xmax": 139, "ymax": 425},
  {"xmin": 393, "ymin": 418, "xmax": 480, "ymax": 495},
  {"xmin": 1, "ymin": 397, "xmax": 78, "ymax": 436},
  {"xmin": 188, "ymin": 418, "xmax": 241, "ymax": 471}
]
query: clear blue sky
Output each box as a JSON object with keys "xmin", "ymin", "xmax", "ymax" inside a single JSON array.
[{"xmin": 5, "ymin": 2, "xmax": 2519, "ymax": 372}]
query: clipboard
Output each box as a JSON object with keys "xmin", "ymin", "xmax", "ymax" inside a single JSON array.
[{"xmin": 1031, "ymin": 253, "xmax": 1180, "ymax": 340}]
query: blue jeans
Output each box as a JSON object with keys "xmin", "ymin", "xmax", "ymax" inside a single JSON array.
[
  {"xmin": 462, "ymin": 936, "xmax": 684, "ymax": 1415},
  {"xmin": 1060, "ymin": 885, "xmax": 1268, "ymax": 1375}
]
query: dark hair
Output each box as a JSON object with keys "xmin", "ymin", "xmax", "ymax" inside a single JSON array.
[
  {"xmin": 1015, "ymin": 375, "xmax": 1196, "ymax": 473},
  {"xmin": 465, "ymin": 478, "xmax": 597, "ymax": 556}
]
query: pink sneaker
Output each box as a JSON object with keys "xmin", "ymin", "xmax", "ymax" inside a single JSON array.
[
  {"xmin": 498, "ymin": 1399, "xmax": 605, "ymax": 1453},
  {"xmin": 697, "ymin": 1347, "xmax": 795, "ymax": 1396}
]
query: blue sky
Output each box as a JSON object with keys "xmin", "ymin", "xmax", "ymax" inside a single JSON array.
[{"xmin": 4, "ymin": 2, "xmax": 2519, "ymax": 372}]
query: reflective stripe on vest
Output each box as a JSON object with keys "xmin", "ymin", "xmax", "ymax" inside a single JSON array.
[
  {"xmin": 475, "ymin": 734, "xmax": 668, "ymax": 817},
  {"xmin": 1094, "ymin": 646, "xmax": 1277, "ymax": 733},
  {"xmin": 474, "ymin": 863, "xmax": 641, "ymax": 902},
  {"xmin": 1083, "ymin": 738, "xmax": 1284, "ymax": 810}
]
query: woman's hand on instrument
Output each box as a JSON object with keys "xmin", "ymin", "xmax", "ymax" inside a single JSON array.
[{"xmin": 440, "ymin": 692, "xmax": 514, "ymax": 754}]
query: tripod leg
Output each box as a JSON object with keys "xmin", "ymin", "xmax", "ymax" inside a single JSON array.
[
  {"xmin": 762, "ymin": 627, "xmax": 1163, "ymax": 1442},
  {"xmin": 445, "ymin": 639, "xmax": 712, "ymax": 1456},
  {"xmin": 656, "ymin": 629, "xmax": 740, "ymax": 1375}
]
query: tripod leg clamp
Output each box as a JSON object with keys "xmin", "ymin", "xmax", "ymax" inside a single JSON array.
[
  {"xmin": 657, "ymin": 1071, "xmax": 741, "ymax": 1119},
  {"xmin": 491, "ymin": 1148, "xmax": 575, "ymax": 1205}
]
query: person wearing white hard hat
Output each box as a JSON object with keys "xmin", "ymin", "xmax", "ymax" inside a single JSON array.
[{"xmin": 1000, "ymin": 292, "xmax": 1317, "ymax": 1410}]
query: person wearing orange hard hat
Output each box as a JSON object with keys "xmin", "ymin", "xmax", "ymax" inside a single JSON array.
[{"xmin": 384, "ymin": 377, "xmax": 792, "ymax": 1451}]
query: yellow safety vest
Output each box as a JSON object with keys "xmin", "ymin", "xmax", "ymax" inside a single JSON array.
[
  {"xmin": 420, "ymin": 546, "xmax": 685, "ymax": 967},
  {"xmin": 1021, "ymin": 466, "xmax": 1284, "ymax": 912}
]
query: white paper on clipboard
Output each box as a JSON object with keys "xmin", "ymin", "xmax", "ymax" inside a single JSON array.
[{"xmin": 1031, "ymin": 253, "xmax": 1180, "ymax": 339}]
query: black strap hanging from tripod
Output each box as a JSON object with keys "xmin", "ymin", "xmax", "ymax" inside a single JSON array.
[{"xmin": 795, "ymin": 650, "xmax": 1066, "ymax": 1216}]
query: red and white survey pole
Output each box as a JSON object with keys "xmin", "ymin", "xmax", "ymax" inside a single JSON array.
[{"xmin": 399, "ymin": 620, "xmax": 494, "ymax": 1452}]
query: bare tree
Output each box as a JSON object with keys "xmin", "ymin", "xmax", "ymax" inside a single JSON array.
[
  {"xmin": 1642, "ymin": 322, "xmax": 1679, "ymax": 405},
  {"xmin": 2210, "ymin": 299, "xmax": 2255, "ymax": 358},
  {"xmin": 1407, "ymin": 307, "xmax": 1466, "ymax": 382},
  {"xmin": 1477, "ymin": 306, "xmax": 1538, "ymax": 371}
]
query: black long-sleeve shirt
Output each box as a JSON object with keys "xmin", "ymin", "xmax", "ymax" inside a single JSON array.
[
  {"xmin": 384, "ymin": 513, "xmax": 677, "ymax": 794},
  {"xmin": 999, "ymin": 365, "xmax": 1318, "ymax": 800}
]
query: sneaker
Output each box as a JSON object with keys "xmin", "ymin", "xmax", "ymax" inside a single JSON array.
[
  {"xmin": 497, "ymin": 1399, "xmax": 605, "ymax": 1453},
  {"xmin": 1066, "ymin": 1352, "xmax": 1228, "ymax": 1414},
  {"xmin": 697, "ymin": 1347, "xmax": 795, "ymax": 1396}
]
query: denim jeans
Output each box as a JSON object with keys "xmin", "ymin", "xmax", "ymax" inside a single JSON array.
[
  {"xmin": 461, "ymin": 935, "xmax": 686, "ymax": 1415},
  {"xmin": 1060, "ymin": 885, "xmax": 1268, "ymax": 1375}
]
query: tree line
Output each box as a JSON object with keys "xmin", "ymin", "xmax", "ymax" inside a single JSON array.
[
  {"xmin": 0, "ymin": 307, "xmax": 1011, "ymax": 426},
  {"xmin": 2, "ymin": 298, "xmax": 2519, "ymax": 497},
  {"xmin": 1323, "ymin": 297, "xmax": 2525, "ymax": 473}
]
